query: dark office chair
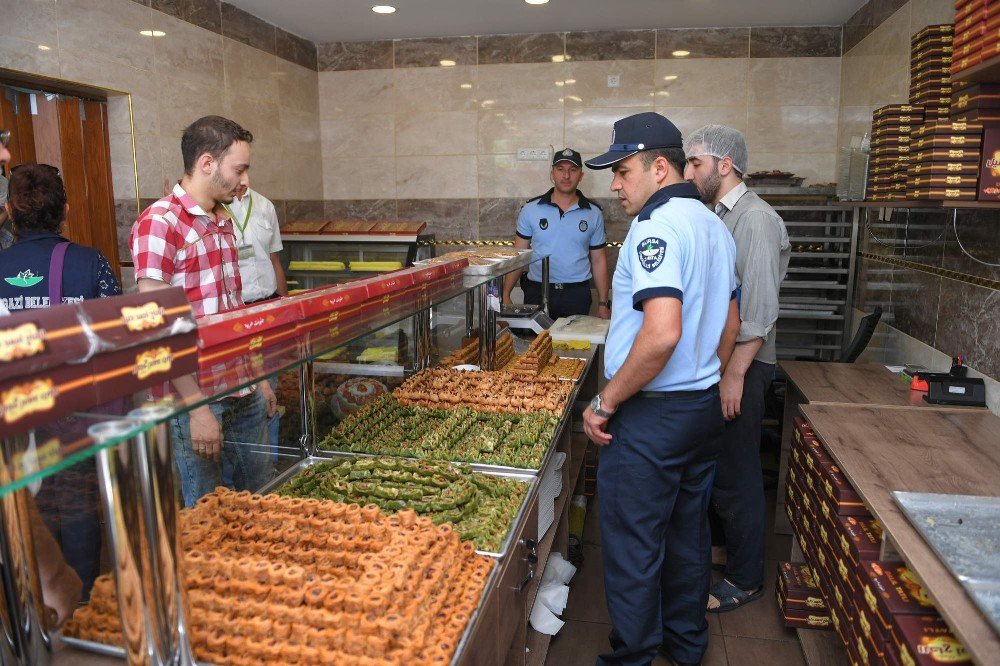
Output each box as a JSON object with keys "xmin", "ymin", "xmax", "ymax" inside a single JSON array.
[{"xmin": 839, "ymin": 306, "xmax": 883, "ymax": 363}]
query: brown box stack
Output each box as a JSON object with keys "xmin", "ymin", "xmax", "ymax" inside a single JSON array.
[
  {"xmin": 776, "ymin": 562, "xmax": 832, "ymax": 630},
  {"xmin": 911, "ymin": 24, "xmax": 955, "ymax": 115},
  {"xmin": 868, "ymin": 105, "xmax": 925, "ymax": 201},
  {"xmin": 905, "ymin": 119, "xmax": 984, "ymax": 199},
  {"xmin": 781, "ymin": 415, "xmax": 972, "ymax": 665}
]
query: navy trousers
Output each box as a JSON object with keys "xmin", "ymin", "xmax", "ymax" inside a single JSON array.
[
  {"xmin": 521, "ymin": 279, "xmax": 592, "ymax": 321},
  {"xmin": 709, "ymin": 360, "xmax": 773, "ymax": 591},
  {"xmin": 597, "ymin": 388, "xmax": 725, "ymax": 666}
]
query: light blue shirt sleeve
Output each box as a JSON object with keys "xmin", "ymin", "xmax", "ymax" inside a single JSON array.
[
  {"xmin": 590, "ymin": 210, "xmax": 607, "ymax": 249},
  {"xmin": 630, "ymin": 224, "xmax": 685, "ymax": 311},
  {"xmin": 516, "ymin": 205, "xmax": 533, "ymax": 239}
]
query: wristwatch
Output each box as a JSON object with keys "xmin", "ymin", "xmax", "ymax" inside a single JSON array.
[
  {"xmin": 589, "ymin": 393, "xmax": 615, "ymax": 418},
  {"xmin": 599, "ymin": 300, "xmax": 612, "ymax": 308}
]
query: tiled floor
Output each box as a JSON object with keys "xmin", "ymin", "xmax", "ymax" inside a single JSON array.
[{"xmin": 545, "ymin": 491, "xmax": 805, "ymax": 666}]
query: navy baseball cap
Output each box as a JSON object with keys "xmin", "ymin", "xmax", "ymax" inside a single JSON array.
[
  {"xmin": 552, "ymin": 148, "xmax": 582, "ymax": 167},
  {"xmin": 585, "ymin": 112, "xmax": 684, "ymax": 170}
]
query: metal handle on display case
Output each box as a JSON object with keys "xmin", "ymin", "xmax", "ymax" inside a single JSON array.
[
  {"xmin": 515, "ymin": 569, "xmax": 535, "ymax": 594},
  {"xmin": 541, "ymin": 256, "xmax": 550, "ymax": 317}
]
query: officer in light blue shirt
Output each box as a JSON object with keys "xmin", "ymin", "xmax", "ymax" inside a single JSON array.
[
  {"xmin": 502, "ymin": 148, "xmax": 611, "ymax": 320},
  {"xmin": 581, "ymin": 112, "xmax": 739, "ymax": 666}
]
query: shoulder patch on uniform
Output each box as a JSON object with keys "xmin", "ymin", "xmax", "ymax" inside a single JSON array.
[{"xmin": 637, "ymin": 237, "xmax": 667, "ymax": 272}]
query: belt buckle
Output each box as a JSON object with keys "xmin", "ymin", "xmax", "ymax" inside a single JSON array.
[{"xmin": 553, "ymin": 283, "xmax": 565, "ymax": 290}]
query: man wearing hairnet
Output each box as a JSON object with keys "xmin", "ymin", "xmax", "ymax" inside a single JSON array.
[{"xmin": 683, "ymin": 125, "xmax": 790, "ymax": 613}]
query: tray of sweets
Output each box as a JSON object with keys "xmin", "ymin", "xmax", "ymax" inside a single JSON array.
[{"xmin": 260, "ymin": 454, "xmax": 536, "ymax": 558}]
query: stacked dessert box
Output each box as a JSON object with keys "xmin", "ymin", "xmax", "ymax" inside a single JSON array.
[{"xmin": 783, "ymin": 416, "xmax": 971, "ymax": 666}]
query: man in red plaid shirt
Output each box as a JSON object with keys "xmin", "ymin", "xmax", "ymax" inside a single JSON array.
[{"xmin": 131, "ymin": 115, "xmax": 277, "ymax": 506}]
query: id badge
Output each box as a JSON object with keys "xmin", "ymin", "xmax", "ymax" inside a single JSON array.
[{"xmin": 238, "ymin": 243, "xmax": 254, "ymax": 260}]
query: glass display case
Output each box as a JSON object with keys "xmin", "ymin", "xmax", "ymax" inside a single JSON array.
[
  {"xmin": 0, "ymin": 252, "xmax": 595, "ymax": 666},
  {"xmin": 281, "ymin": 220, "xmax": 436, "ymax": 291}
]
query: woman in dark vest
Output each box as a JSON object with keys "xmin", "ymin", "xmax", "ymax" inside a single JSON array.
[{"xmin": 0, "ymin": 164, "xmax": 121, "ymax": 606}]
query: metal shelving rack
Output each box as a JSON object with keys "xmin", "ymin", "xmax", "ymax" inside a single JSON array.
[{"xmin": 771, "ymin": 204, "xmax": 859, "ymax": 361}]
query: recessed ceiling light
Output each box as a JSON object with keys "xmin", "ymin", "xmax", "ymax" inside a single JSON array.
[
  {"xmin": 672, "ymin": 50, "xmax": 690, "ymax": 57},
  {"xmin": 551, "ymin": 54, "xmax": 565, "ymax": 63},
  {"xmin": 372, "ymin": 5, "xmax": 396, "ymax": 13},
  {"xmin": 140, "ymin": 30, "xmax": 166, "ymax": 37},
  {"xmin": 555, "ymin": 81, "xmax": 564, "ymax": 87},
  {"xmin": 565, "ymin": 78, "xmax": 576, "ymax": 84},
  {"xmin": 525, "ymin": 0, "xmax": 549, "ymax": 4},
  {"xmin": 440, "ymin": 59, "xmax": 456, "ymax": 67},
  {"xmin": 37, "ymin": 44, "xmax": 51, "ymax": 51},
  {"xmin": 663, "ymin": 75, "xmax": 677, "ymax": 81},
  {"xmin": 460, "ymin": 83, "xmax": 472, "ymax": 89}
]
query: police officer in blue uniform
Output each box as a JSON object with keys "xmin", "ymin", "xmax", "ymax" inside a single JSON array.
[
  {"xmin": 582, "ymin": 113, "xmax": 740, "ymax": 666},
  {"xmin": 502, "ymin": 148, "xmax": 611, "ymax": 320}
]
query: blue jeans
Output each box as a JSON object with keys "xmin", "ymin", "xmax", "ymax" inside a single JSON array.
[
  {"xmin": 170, "ymin": 391, "xmax": 274, "ymax": 508},
  {"xmin": 598, "ymin": 388, "xmax": 724, "ymax": 666}
]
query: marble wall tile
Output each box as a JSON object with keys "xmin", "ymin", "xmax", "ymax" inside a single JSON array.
[
  {"xmin": 396, "ymin": 112, "xmax": 478, "ymax": 156},
  {"xmin": 565, "ymin": 107, "xmax": 648, "ymax": 153},
  {"xmin": 477, "ymin": 62, "xmax": 564, "ymax": 110},
  {"xmin": 56, "ymin": 0, "xmax": 155, "ymax": 72},
  {"xmin": 396, "ymin": 156, "xmax": 477, "ymax": 199},
  {"xmin": 281, "ymin": 150, "xmax": 324, "ymax": 200},
  {"xmin": 744, "ymin": 152, "xmax": 838, "ymax": 184},
  {"xmin": 283, "ymin": 199, "xmax": 325, "ymax": 221},
  {"xmin": 935, "ymin": 279, "xmax": 1000, "ymax": 378},
  {"xmin": 395, "ymin": 66, "xmax": 479, "ymax": 113},
  {"xmin": 276, "ymin": 28, "xmax": 317, "ymax": 71},
  {"xmin": 152, "ymin": 13, "xmax": 225, "ymax": 90},
  {"xmin": 397, "ymin": 199, "xmax": 479, "ymax": 240},
  {"xmin": 325, "ymin": 199, "xmax": 398, "ymax": 221},
  {"xmin": 151, "ymin": 0, "xmax": 221, "ymax": 34},
  {"xmin": 322, "ymin": 157, "xmax": 396, "ymax": 200},
  {"xmin": 562, "ymin": 60, "xmax": 655, "ymax": 108},
  {"xmin": 224, "ymin": 37, "xmax": 279, "ymax": 100},
  {"xmin": 908, "ymin": 0, "xmax": 954, "ymax": 36},
  {"xmin": 2, "ymin": 0, "xmax": 58, "ymax": 45},
  {"xmin": 655, "ymin": 28, "xmax": 750, "ymax": 59},
  {"xmin": 319, "ymin": 70, "xmax": 395, "ymax": 118},
  {"xmin": 889, "ymin": 267, "xmax": 941, "ymax": 347},
  {"xmin": 221, "ymin": 2, "xmax": 274, "ymax": 55},
  {"xmin": 652, "ymin": 106, "xmax": 749, "ymax": 138},
  {"xmin": 269, "ymin": 198, "xmax": 286, "ymax": 225},
  {"xmin": 394, "ymin": 36, "xmax": 477, "ymax": 68},
  {"xmin": 0, "ymin": 35, "xmax": 61, "ymax": 79},
  {"xmin": 750, "ymin": 27, "xmax": 842, "ymax": 58},
  {"xmin": 280, "ymin": 107, "xmax": 321, "ymax": 155},
  {"xmin": 837, "ymin": 105, "xmax": 875, "ymax": 148},
  {"xmin": 581, "ymin": 163, "xmax": 615, "ymax": 198},
  {"xmin": 321, "ymin": 115, "xmax": 395, "ymax": 158},
  {"xmin": 565, "ymin": 30, "xmax": 655, "ymax": 61},
  {"xmin": 276, "ymin": 58, "xmax": 320, "ymax": 116},
  {"xmin": 855, "ymin": 258, "xmax": 895, "ymax": 315},
  {"xmin": 592, "ymin": 198, "xmax": 632, "ymax": 241},
  {"xmin": 654, "ymin": 58, "xmax": 748, "ymax": 108},
  {"xmin": 873, "ymin": 0, "xmax": 910, "ymax": 26},
  {"xmin": 747, "ymin": 106, "xmax": 839, "ymax": 155},
  {"xmin": 478, "ymin": 33, "xmax": 565, "ymax": 65},
  {"xmin": 318, "ymin": 41, "xmax": 393, "ymax": 72},
  {"xmin": 899, "ymin": 212, "xmax": 947, "ymax": 268},
  {"xmin": 116, "ymin": 199, "xmax": 140, "ymax": 259},
  {"xmin": 478, "ymin": 198, "xmax": 523, "ymax": 239},
  {"xmin": 153, "ymin": 76, "xmax": 226, "ymax": 138},
  {"xmin": 943, "ymin": 210, "xmax": 1000, "ymax": 283},
  {"xmin": 477, "ymin": 155, "xmax": 552, "ymax": 199},
  {"xmin": 749, "ymin": 58, "xmax": 841, "ymax": 107},
  {"xmin": 478, "ymin": 109, "xmax": 564, "ymax": 154}
]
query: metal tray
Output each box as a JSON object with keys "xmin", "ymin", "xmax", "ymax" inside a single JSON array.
[
  {"xmin": 415, "ymin": 249, "xmax": 535, "ymax": 276},
  {"xmin": 59, "ymin": 635, "xmax": 128, "ymax": 660},
  {"xmin": 258, "ymin": 453, "xmax": 537, "ymax": 560}
]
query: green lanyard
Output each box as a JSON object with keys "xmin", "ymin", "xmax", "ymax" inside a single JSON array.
[{"xmin": 222, "ymin": 192, "xmax": 253, "ymax": 238}]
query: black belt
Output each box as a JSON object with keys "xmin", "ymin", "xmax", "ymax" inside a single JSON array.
[
  {"xmin": 637, "ymin": 384, "xmax": 719, "ymax": 398},
  {"xmin": 245, "ymin": 291, "xmax": 280, "ymax": 305},
  {"xmin": 525, "ymin": 279, "xmax": 590, "ymax": 290}
]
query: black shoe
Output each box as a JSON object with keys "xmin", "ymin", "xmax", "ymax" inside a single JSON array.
[{"xmin": 657, "ymin": 645, "xmax": 701, "ymax": 666}]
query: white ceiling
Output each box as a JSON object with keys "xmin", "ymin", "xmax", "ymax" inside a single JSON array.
[{"xmin": 228, "ymin": 0, "xmax": 867, "ymax": 44}]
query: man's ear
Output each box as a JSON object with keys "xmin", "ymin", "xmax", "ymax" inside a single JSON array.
[
  {"xmin": 197, "ymin": 152, "xmax": 215, "ymax": 175},
  {"xmin": 718, "ymin": 156, "xmax": 734, "ymax": 177}
]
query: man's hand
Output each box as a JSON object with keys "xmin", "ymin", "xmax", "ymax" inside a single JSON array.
[
  {"xmin": 583, "ymin": 406, "xmax": 613, "ymax": 446},
  {"xmin": 259, "ymin": 381, "xmax": 278, "ymax": 418},
  {"xmin": 597, "ymin": 304, "xmax": 611, "ymax": 320},
  {"xmin": 189, "ymin": 405, "xmax": 223, "ymax": 461},
  {"xmin": 720, "ymin": 371, "xmax": 744, "ymax": 421},
  {"xmin": 44, "ymin": 562, "xmax": 83, "ymax": 627}
]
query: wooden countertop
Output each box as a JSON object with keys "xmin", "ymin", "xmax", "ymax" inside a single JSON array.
[
  {"xmin": 780, "ymin": 361, "xmax": 977, "ymax": 409},
  {"xmin": 800, "ymin": 404, "xmax": 1000, "ymax": 665}
]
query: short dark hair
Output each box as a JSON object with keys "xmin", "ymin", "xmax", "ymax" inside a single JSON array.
[
  {"xmin": 7, "ymin": 164, "xmax": 66, "ymax": 233},
  {"xmin": 639, "ymin": 147, "xmax": 687, "ymax": 178},
  {"xmin": 181, "ymin": 116, "xmax": 253, "ymax": 175}
]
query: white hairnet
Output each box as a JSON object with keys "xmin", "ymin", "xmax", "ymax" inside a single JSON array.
[{"xmin": 684, "ymin": 124, "xmax": 748, "ymax": 175}]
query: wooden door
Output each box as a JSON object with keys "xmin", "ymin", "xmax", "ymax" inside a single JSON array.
[{"xmin": 0, "ymin": 88, "xmax": 38, "ymax": 169}]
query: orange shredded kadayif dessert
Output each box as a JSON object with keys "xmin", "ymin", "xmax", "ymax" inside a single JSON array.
[{"xmin": 63, "ymin": 487, "xmax": 494, "ymax": 665}]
